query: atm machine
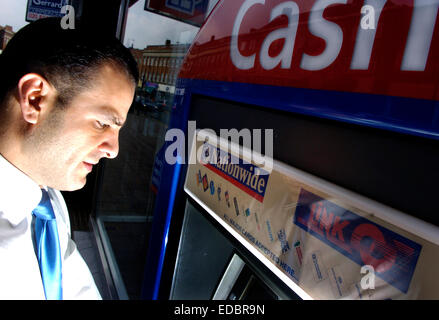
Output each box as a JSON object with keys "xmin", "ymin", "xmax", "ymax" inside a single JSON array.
[{"xmin": 140, "ymin": 0, "xmax": 439, "ymax": 300}]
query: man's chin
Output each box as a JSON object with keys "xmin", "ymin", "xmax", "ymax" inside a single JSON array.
[{"xmin": 57, "ymin": 176, "xmax": 87, "ymax": 192}]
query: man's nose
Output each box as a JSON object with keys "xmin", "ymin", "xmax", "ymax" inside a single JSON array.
[{"xmin": 99, "ymin": 131, "xmax": 119, "ymax": 159}]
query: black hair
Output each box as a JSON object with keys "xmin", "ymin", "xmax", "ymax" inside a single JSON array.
[{"xmin": 0, "ymin": 17, "xmax": 139, "ymax": 109}]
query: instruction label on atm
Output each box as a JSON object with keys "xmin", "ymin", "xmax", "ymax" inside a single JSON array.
[{"xmin": 184, "ymin": 132, "xmax": 439, "ymax": 299}]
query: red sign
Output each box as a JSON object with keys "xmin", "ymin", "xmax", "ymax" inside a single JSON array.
[
  {"xmin": 180, "ymin": 0, "xmax": 439, "ymax": 101},
  {"xmin": 145, "ymin": 0, "xmax": 209, "ymax": 27}
]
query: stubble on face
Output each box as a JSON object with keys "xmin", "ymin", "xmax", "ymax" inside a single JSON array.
[
  {"xmin": 21, "ymin": 102, "xmax": 72, "ymax": 189},
  {"xmin": 20, "ymin": 64, "xmax": 135, "ymax": 191}
]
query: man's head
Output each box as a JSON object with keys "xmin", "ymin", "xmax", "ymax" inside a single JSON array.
[{"xmin": 0, "ymin": 18, "xmax": 138, "ymax": 191}]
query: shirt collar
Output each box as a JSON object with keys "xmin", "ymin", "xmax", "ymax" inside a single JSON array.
[{"xmin": 0, "ymin": 154, "xmax": 42, "ymax": 225}]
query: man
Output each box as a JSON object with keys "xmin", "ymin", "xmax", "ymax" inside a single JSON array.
[{"xmin": 0, "ymin": 18, "xmax": 138, "ymax": 299}]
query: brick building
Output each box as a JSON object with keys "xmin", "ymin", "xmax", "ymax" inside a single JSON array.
[
  {"xmin": 0, "ymin": 25, "xmax": 15, "ymax": 52},
  {"xmin": 130, "ymin": 40, "xmax": 190, "ymax": 102}
]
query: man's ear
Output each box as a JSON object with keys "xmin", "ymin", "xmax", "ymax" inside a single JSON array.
[{"xmin": 17, "ymin": 73, "xmax": 54, "ymax": 125}]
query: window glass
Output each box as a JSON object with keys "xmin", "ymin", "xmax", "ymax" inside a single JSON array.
[
  {"xmin": 0, "ymin": 0, "xmax": 220, "ymax": 300},
  {"xmin": 94, "ymin": 0, "xmax": 219, "ymax": 299}
]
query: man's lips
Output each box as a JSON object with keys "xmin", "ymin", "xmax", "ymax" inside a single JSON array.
[{"xmin": 83, "ymin": 162, "xmax": 96, "ymax": 172}]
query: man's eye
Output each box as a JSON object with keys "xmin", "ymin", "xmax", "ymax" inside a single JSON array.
[{"xmin": 96, "ymin": 121, "xmax": 109, "ymax": 129}]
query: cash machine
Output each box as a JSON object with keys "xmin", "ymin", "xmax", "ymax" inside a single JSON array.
[{"xmin": 141, "ymin": 0, "xmax": 439, "ymax": 300}]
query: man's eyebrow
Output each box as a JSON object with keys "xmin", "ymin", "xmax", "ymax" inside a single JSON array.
[{"xmin": 100, "ymin": 108, "xmax": 125, "ymax": 127}]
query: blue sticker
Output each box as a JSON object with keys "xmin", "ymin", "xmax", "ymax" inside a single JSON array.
[
  {"xmin": 210, "ymin": 180, "xmax": 215, "ymax": 195},
  {"xmin": 266, "ymin": 220, "xmax": 274, "ymax": 242},
  {"xmin": 277, "ymin": 229, "xmax": 290, "ymax": 254}
]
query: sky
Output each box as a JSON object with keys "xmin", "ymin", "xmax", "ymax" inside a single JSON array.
[
  {"xmin": 0, "ymin": 0, "xmax": 29, "ymax": 32},
  {"xmin": 0, "ymin": 0, "xmax": 219, "ymax": 49}
]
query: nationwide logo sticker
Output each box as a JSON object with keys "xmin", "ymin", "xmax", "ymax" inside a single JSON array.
[
  {"xmin": 200, "ymin": 143, "xmax": 270, "ymax": 203},
  {"xmin": 294, "ymin": 188, "xmax": 422, "ymax": 293}
]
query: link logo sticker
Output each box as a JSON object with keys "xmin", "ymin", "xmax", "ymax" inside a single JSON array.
[{"xmin": 294, "ymin": 188, "xmax": 422, "ymax": 293}]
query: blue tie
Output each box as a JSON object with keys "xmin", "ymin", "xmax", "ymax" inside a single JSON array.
[{"xmin": 32, "ymin": 189, "xmax": 63, "ymax": 300}]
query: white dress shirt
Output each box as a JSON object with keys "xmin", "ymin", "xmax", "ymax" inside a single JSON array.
[{"xmin": 0, "ymin": 154, "xmax": 102, "ymax": 300}]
